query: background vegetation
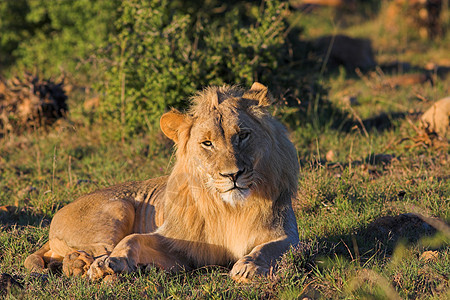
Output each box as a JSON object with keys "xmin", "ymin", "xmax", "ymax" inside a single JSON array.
[{"xmin": 1, "ymin": 0, "xmax": 449, "ymax": 299}]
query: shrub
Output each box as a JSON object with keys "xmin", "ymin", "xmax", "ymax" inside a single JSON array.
[
  {"xmin": 0, "ymin": 0, "xmax": 119, "ymax": 78},
  {"xmin": 1, "ymin": 0, "xmax": 320, "ymax": 139},
  {"xmin": 98, "ymin": 0, "xmax": 289, "ymax": 139}
]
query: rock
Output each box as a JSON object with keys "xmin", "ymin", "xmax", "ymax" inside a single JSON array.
[
  {"xmin": 367, "ymin": 213, "xmax": 436, "ymax": 237},
  {"xmin": 313, "ymin": 34, "xmax": 376, "ymax": 70},
  {"xmin": 420, "ymin": 97, "xmax": 450, "ymax": 137},
  {"xmin": 419, "ymin": 250, "xmax": 439, "ymax": 262},
  {"xmin": 326, "ymin": 150, "xmax": 336, "ymax": 162}
]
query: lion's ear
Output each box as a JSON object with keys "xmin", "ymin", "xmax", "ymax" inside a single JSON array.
[
  {"xmin": 243, "ymin": 82, "xmax": 274, "ymax": 107},
  {"xmin": 160, "ymin": 110, "xmax": 187, "ymax": 143}
]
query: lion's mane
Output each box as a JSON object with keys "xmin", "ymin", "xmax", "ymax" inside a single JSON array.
[{"xmin": 157, "ymin": 85, "xmax": 299, "ymax": 266}]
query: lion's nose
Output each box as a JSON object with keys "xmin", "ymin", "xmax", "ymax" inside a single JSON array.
[{"xmin": 219, "ymin": 168, "xmax": 245, "ymax": 182}]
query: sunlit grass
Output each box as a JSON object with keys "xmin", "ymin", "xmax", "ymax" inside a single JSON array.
[{"xmin": 1, "ymin": 4, "xmax": 449, "ymax": 299}]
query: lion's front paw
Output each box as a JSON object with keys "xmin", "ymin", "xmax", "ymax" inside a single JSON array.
[
  {"xmin": 62, "ymin": 251, "xmax": 94, "ymax": 277},
  {"xmin": 87, "ymin": 255, "xmax": 136, "ymax": 281},
  {"xmin": 230, "ymin": 256, "xmax": 269, "ymax": 283}
]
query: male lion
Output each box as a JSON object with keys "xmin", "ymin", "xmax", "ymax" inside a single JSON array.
[{"xmin": 24, "ymin": 82, "xmax": 300, "ymax": 282}]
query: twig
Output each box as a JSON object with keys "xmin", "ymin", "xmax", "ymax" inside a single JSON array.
[
  {"xmin": 415, "ymin": 93, "xmax": 429, "ymax": 102},
  {"xmin": 340, "ymin": 239, "xmax": 354, "ymax": 261},
  {"xmin": 347, "ymin": 105, "xmax": 369, "ymax": 138},
  {"xmin": 52, "ymin": 145, "xmax": 57, "ymax": 193}
]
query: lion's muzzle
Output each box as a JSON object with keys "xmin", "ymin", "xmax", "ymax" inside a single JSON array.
[{"xmin": 214, "ymin": 167, "xmax": 254, "ymax": 205}]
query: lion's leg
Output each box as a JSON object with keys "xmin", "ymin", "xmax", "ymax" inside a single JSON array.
[
  {"xmin": 25, "ymin": 242, "xmax": 49, "ymax": 271},
  {"xmin": 230, "ymin": 206, "xmax": 299, "ymax": 282},
  {"xmin": 87, "ymin": 233, "xmax": 190, "ymax": 281},
  {"xmin": 230, "ymin": 238, "xmax": 286, "ymax": 283},
  {"xmin": 47, "ymin": 197, "xmax": 137, "ymax": 277},
  {"xmin": 60, "ymin": 242, "xmax": 115, "ymax": 277},
  {"xmin": 58, "ymin": 239, "xmax": 135, "ymax": 278},
  {"xmin": 62, "ymin": 251, "xmax": 95, "ymax": 276},
  {"xmin": 24, "ymin": 242, "xmax": 48, "ymax": 271},
  {"xmin": 24, "ymin": 241, "xmax": 66, "ymax": 272}
]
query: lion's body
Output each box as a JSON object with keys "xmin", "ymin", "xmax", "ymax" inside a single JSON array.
[
  {"xmin": 25, "ymin": 83, "xmax": 300, "ymax": 282},
  {"xmin": 48, "ymin": 178, "xmax": 167, "ymax": 259}
]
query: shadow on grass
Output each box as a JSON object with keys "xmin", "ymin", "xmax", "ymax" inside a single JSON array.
[
  {"xmin": 315, "ymin": 213, "xmax": 448, "ymax": 265},
  {"xmin": 300, "ymin": 151, "xmax": 398, "ymax": 170},
  {"xmin": 278, "ymin": 212, "xmax": 449, "ymax": 299},
  {"xmin": 0, "ymin": 273, "xmax": 24, "ymax": 298},
  {"xmin": 345, "ymin": 112, "xmax": 409, "ymax": 133},
  {"xmin": 0, "ymin": 206, "xmax": 50, "ymax": 228}
]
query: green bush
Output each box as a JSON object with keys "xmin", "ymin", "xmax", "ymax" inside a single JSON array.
[
  {"xmin": 98, "ymin": 0, "xmax": 289, "ymax": 139},
  {"xmin": 0, "ymin": 0, "xmax": 31, "ymax": 67},
  {"xmin": 1, "ymin": 0, "xmax": 318, "ymax": 139},
  {"xmin": 0, "ymin": 0, "xmax": 119, "ymax": 78}
]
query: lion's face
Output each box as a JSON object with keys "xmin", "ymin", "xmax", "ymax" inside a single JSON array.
[
  {"xmin": 185, "ymin": 99, "xmax": 270, "ymax": 205},
  {"xmin": 160, "ymin": 83, "xmax": 296, "ymax": 206}
]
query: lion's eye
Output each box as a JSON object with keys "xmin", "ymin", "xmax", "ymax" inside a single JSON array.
[
  {"xmin": 238, "ymin": 131, "xmax": 250, "ymax": 141},
  {"xmin": 201, "ymin": 140, "xmax": 213, "ymax": 148}
]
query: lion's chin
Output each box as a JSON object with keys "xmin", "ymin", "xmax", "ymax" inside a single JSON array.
[{"xmin": 220, "ymin": 188, "xmax": 251, "ymax": 206}]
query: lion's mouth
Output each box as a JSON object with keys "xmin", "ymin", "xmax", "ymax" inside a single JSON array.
[
  {"xmin": 221, "ymin": 183, "xmax": 252, "ymax": 204},
  {"xmin": 219, "ymin": 188, "xmax": 251, "ymax": 206},
  {"xmin": 223, "ymin": 183, "xmax": 252, "ymax": 193}
]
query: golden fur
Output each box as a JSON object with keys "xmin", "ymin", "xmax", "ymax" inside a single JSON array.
[{"xmin": 24, "ymin": 82, "xmax": 300, "ymax": 282}]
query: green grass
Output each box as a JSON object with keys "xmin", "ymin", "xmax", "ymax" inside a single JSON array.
[{"xmin": 1, "ymin": 5, "xmax": 450, "ymax": 300}]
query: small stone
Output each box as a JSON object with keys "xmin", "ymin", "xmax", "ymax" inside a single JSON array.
[
  {"xmin": 326, "ymin": 150, "xmax": 336, "ymax": 162},
  {"xmin": 419, "ymin": 251, "xmax": 439, "ymax": 262},
  {"xmin": 420, "ymin": 97, "xmax": 450, "ymax": 137}
]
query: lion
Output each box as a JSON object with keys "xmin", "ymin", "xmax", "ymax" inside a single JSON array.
[{"xmin": 24, "ymin": 82, "xmax": 300, "ymax": 282}]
